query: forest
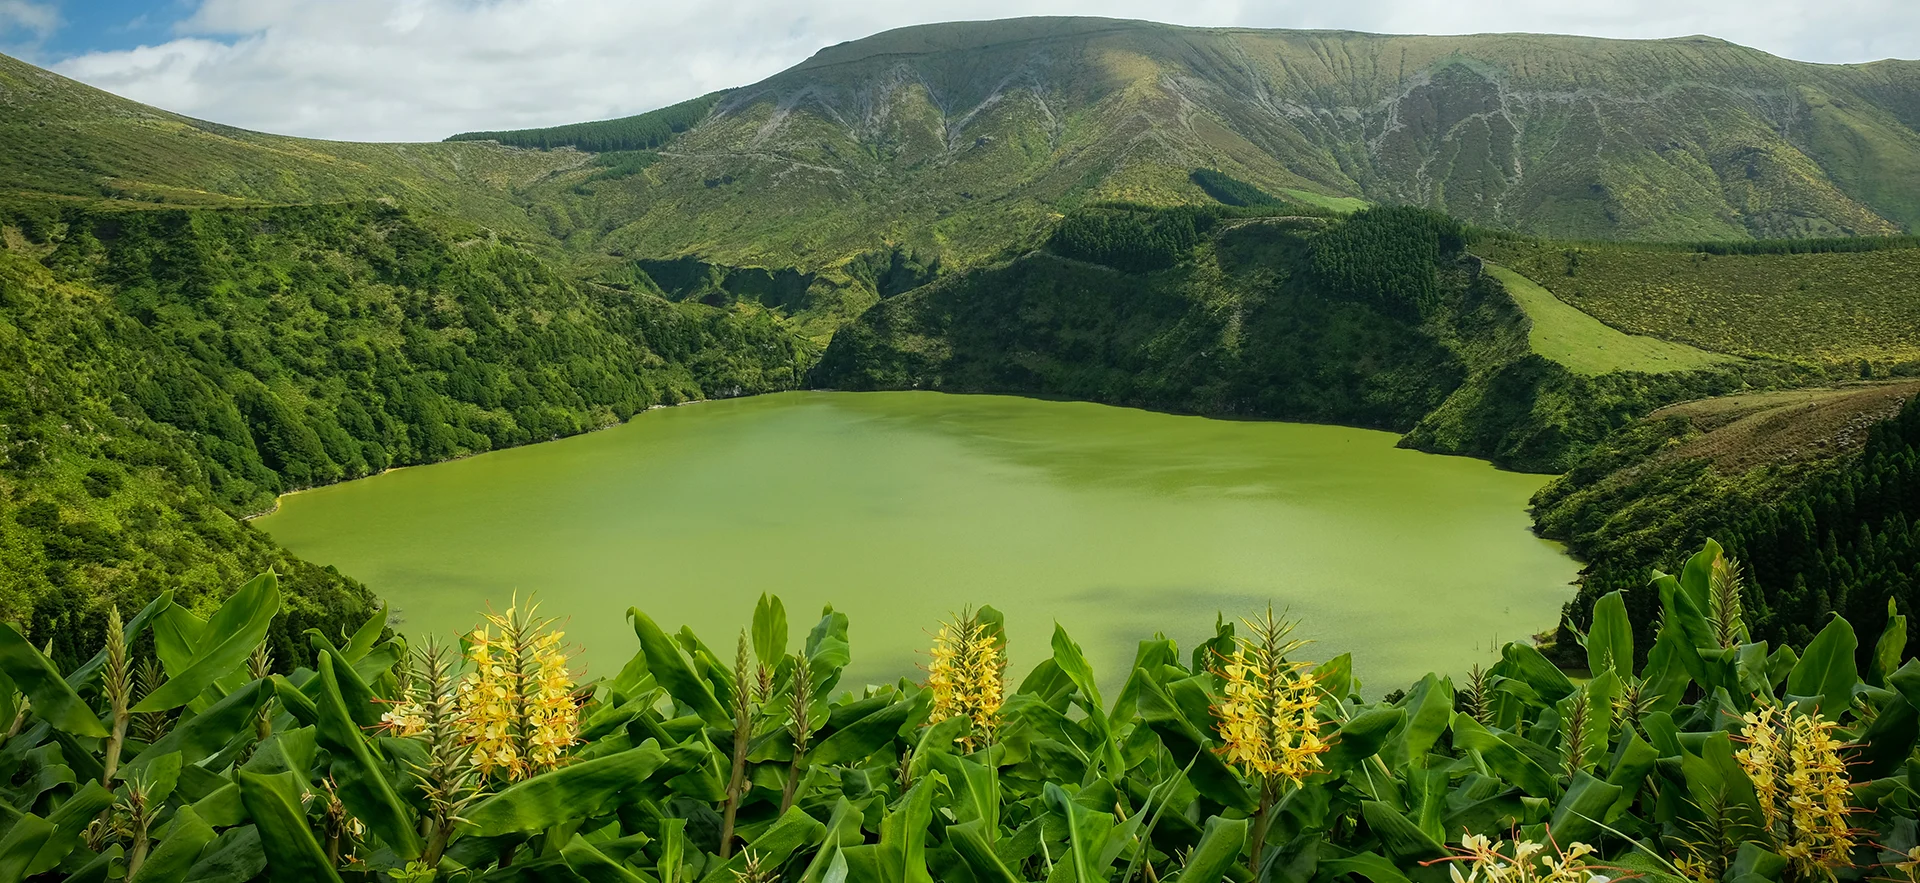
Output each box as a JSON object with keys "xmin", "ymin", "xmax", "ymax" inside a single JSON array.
[
  {"xmin": 0, "ymin": 200, "xmax": 809, "ymax": 671},
  {"xmin": 445, "ymin": 91, "xmax": 731, "ymax": 153}
]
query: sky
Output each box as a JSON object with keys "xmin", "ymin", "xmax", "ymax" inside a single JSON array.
[{"xmin": 1, "ymin": 0, "xmax": 1915, "ymax": 143}]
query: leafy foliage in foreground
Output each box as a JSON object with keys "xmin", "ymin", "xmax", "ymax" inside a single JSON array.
[{"xmin": 2, "ymin": 539, "xmax": 1919, "ymax": 883}]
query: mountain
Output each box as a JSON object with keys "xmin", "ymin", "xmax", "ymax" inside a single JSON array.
[{"xmin": 467, "ymin": 17, "xmax": 1920, "ymax": 277}]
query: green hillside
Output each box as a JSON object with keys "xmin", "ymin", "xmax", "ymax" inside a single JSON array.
[
  {"xmin": 1478, "ymin": 236, "xmax": 1920, "ymax": 366},
  {"xmin": 1482, "ymin": 263, "xmax": 1733, "ymax": 374},
  {"xmin": 490, "ymin": 17, "xmax": 1920, "ymax": 278},
  {"xmin": 0, "ymin": 200, "xmax": 807, "ymax": 667},
  {"xmin": 813, "ymin": 204, "xmax": 1800, "ymax": 472}
]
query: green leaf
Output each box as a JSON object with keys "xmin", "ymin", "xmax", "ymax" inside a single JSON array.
[
  {"xmin": 129, "ymin": 805, "xmax": 216, "ymax": 883},
  {"xmin": 1498, "ymin": 642, "xmax": 1574, "ymax": 702},
  {"xmin": 134, "ymin": 573, "xmax": 281, "ymax": 713},
  {"xmin": 1871, "ymin": 598, "xmax": 1908, "ymax": 687},
  {"xmin": 948, "ymin": 820, "xmax": 1023, "ymax": 883},
  {"xmin": 125, "ymin": 679, "xmax": 268, "ymax": 775},
  {"xmin": 150, "ymin": 603, "xmax": 206, "ymax": 678},
  {"xmin": 696, "ymin": 806, "xmax": 827, "ymax": 883},
  {"xmin": 270, "ymin": 675, "xmax": 318, "ymax": 727},
  {"xmin": 1586, "ymin": 592, "xmax": 1633, "ymax": 676},
  {"xmin": 1548, "ymin": 772, "xmax": 1624, "ymax": 845},
  {"xmin": 1391, "ymin": 674, "xmax": 1454, "ymax": 768},
  {"xmin": 931, "ymin": 753, "xmax": 999, "ymax": 831},
  {"xmin": 1172, "ymin": 817, "xmax": 1247, "ymax": 883},
  {"xmin": 877, "ymin": 776, "xmax": 938, "ymax": 883},
  {"xmin": 0, "ymin": 812, "xmax": 54, "ymax": 883},
  {"xmin": 1044, "ymin": 782, "xmax": 1117, "ymax": 883},
  {"xmin": 811, "ymin": 690, "xmax": 929, "ymax": 767},
  {"xmin": 562, "ymin": 834, "xmax": 649, "ymax": 883},
  {"xmin": 1787, "ymin": 615, "xmax": 1859, "ymax": 719},
  {"xmin": 1134, "ymin": 677, "xmax": 1254, "ymax": 811},
  {"xmin": 630, "ymin": 609, "xmax": 728, "ymax": 726},
  {"xmin": 312, "ymin": 653, "xmax": 420, "ymax": 858},
  {"xmin": 466, "ymin": 744, "xmax": 675, "ymax": 836},
  {"xmin": 341, "ymin": 604, "xmax": 388, "ymax": 662},
  {"xmin": 752, "ymin": 594, "xmax": 788, "ymax": 664},
  {"xmin": 236, "ymin": 769, "xmax": 343, "ymax": 883},
  {"xmin": 1323, "ymin": 707, "xmax": 1405, "ymax": 773},
  {"xmin": 1360, "ymin": 800, "xmax": 1447, "ymax": 864},
  {"xmin": 1312, "ymin": 654, "xmax": 1354, "ymax": 704},
  {"xmin": 1051, "ymin": 624, "xmax": 1125, "ymax": 776},
  {"xmin": 0, "ymin": 623, "xmax": 106, "ymax": 737},
  {"xmin": 1451, "ymin": 714, "xmax": 1556, "ymax": 797},
  {"xmin": 25, "ymin": 780, "xmax": 113, "ymax": 877}
]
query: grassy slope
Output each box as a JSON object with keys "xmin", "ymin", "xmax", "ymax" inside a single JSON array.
[
  {"xmin": 490, "ymin": 17, "xmax": 1920, "ymax": 278},
  {"xmin": 815, "ymin": 209, "xmax": 1798, "ymax": 472},
  {"xmin": 1478, "ymin": 238, "xmax": 1920, "ymax": 365},
  {"xmin": 1481, "ymin": 263, "xmax": 1732, "ymax": 375}
]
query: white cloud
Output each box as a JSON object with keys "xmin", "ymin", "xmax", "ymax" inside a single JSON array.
[
  {"xmin": 43, "ymin": 0, "xmax": 1920, "ymax": 143},
  {"xmin": 0, "ymin": 0, "xmax": 57, "ymax": 39}
]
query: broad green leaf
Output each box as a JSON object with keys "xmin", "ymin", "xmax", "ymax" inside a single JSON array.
[
  {"xmin": 236, "ymin": 770, "xmax": 343, "ymax": 883},
  {"xmin": 1323, "ymin": 707, "xmax": 1405, "ymax": 773},
  {"xmin": 948, "ymin": 820, "xmax": 1022, "ymax": 883},
  {"xmin": 1678, "ymin": 541, "xmax": 1721, "ymax": 614},
  {"xmin": 1135, "ymin": 678, "xmax": 1254, "ymax": 811},
  {"xmin": 1044, "ymin": 782, "xmax": 1118, "ymax": 883},
  {"xmin": 0, "ymin": 623, "xmax": 106, "ymax": 737},
  {"xmin": 1871, "ymin": 598, "xmax": 1908, "ymax": 687},
  {"xmin": 270, "ymin": 675, "xmax": 318, "ymax": 727},
  {"xmin": 150, "ymin": 603, "xmax": 206, "ymax": 678},
  {"xmin": 0, "ymin": 812, "xmax": 54, "ymax": 883},
  {"xmin": 800, "ymin": 799, "xmax": 862, "ymax": 883},
  {"xmin": 1318, "ymin": 852, "xmax": 1412, "ymax": 883},
  {"xmin": 630, "ymin": 609, "xmax": 728, "ymax": 726},
  {"xmin": 877, "ymin": 776, "xmax": 938, "ymax": 883},
  {"xmin": 1173, "ymin": 816, "xmax": 1247, "ymax": 883},
  {"xmin": 1312, "ymin": 654, "xmax": 1354, "ymax": 704},
  {"xmin": 563, "ymin": 834, "xmax": 649, "ymax": 883},
  {"xmin": 1787, "ymin": 615, "xmax": 1859, "ymax": 719},
  {"xmin": 696, "ymin": 807, "xmax": 827, "ymax": 883},
  {"xmin": 1360, "ymin": 800, "xmax": 1447, "ymax": 864},
  {"xmin": 931, "ymin": 753, "xmax": 999, "ymax": 831},
  {"xmin": 466, "ymin": 744, "xmax": 674, "ymax": 836},
  {"xmin": 308, "ymin": 644, "xmax": 380, "ymax": 729},
  {"xmin": 752, "ymin": 593, "xmax": 788, "ymax": 664},
  {"xmin": 1547, "ymin": 772, "xmax": 1624, "ymax": 845},
  {"xmin": 1586, "ymin": 591, "xmax": 1633, "ymax": 676},
  {"xmin": 1451, "ymin": 714, "xmax": 1556, "ymax": 797},
  {"xmin": 135, "ymin": 573, "xmax": 280, "ymax": 713},
  {"xmin": 183, "ymin": 827, "xmax": 267, "ymax": 883},
  {"xmin": 1391, "ymin": 674, "xmax": 1454, "ymax": 769},
  {"xmin": 341, "ymin": 604, "xmax": 387, "ymax": 662},
  {"xmin": 1051, "ymin": 624, "xmax": 1124, "ymax": 776},
  {"xmin": 129, "ymin": 806, "xmax": 215, "ymax": 883},
  {"xmin": 810, "ymin": 690, "xmax": 929, "ymax": 767},
  {"xmin": 1498, "ymin": 642, "xmax": 1574, "ymax": 702},
  {"xmin": 1653, "ymin": 571, "xmax": 1715, "ymax": 664},
  {"xmin": 125, "ymin": 679, "xmax": 267, "ymax": 774},
  {"xmin": 24, "ymin": 781, "xmax": 112, "ymax": 877},
  {"xmin": 313, "ymin": 653, "xmax": 420, "ymax": 858}
]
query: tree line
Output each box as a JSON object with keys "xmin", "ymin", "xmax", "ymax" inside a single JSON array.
[{"xmin": 446, "ymin": 90, "xmax": 730, "ymax": 153}]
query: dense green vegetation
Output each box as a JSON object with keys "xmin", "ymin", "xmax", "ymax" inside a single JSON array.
[
  {"xmin": 1189, "ymin": 169, "xmax": 1284, "ymax": 207},
  {"xmin": 1481, "ymin": 265, "xmax": 1732, "ymax": 375},
  {"xmin": 1541, "ymin": 387, "xmax": 1920, "ymax": 667},
  {"xmin": 0, "ymin": 538, "xmax": 1913, "ymax": 883},
  {"xmin": 1476, "ymin": 238, "xmax": 1920, "ymax": 366},
  {"xmin": 0, "ymin": 200, "xmax": 809, "ymax": 669},
  {"xmin": 817, "ymin": 205, "xmax": 1800, "ymax": 472},
  {"xmin": 447, "ymin": 90, "xmax": 731, "ymax": 153},
  {"xmin": 1047, "ymin": 205, "xmax": 1205, "ymax": 272}
]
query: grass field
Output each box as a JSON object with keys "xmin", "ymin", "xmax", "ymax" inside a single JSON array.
[
  {"xmin": 1483, "ymin": 263, "xmax": 1733, "ymax": 375},
  {"xmin": 1478, "ymin": 239, "xmax": 1920, "ymax": 365},
  {"xmin": 1281, "ymin": 189, "xmax": 1370, "ymax": 213}
]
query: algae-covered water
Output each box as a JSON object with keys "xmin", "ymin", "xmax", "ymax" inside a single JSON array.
[{"xmin": 257, "ymin": 392, "xmax": 1576, "ymax": 690}]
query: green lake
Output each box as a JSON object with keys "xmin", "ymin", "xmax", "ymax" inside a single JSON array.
[{"xmin": 256, "ymin": 392, "xmax": 1577, "ymax": 690}]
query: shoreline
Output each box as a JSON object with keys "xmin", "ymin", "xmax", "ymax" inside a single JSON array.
[{"xmin": 242, "ymin": 396, "xmax": 721, "ymax": 521}]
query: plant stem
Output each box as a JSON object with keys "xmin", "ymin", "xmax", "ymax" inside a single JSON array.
[
  {"xmin": 1250, "ymin": 778, "xmax": 1275, "ymax": 874},
  {"xmin": 720, "ymin": 632, "xmax": 753, "ymax": 859}
]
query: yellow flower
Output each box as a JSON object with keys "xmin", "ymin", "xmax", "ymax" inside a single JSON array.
[
  {"xmin": 1735, "ymin": 702, "xmax": 1856, "ymax": 880},
  {"xmin": 926, "ymin": 609, "xmax": 1005, "ymax": 749},
  {"xmin": 1211, "ymin": 609, "xmax": 1327, "ymax": 785},
  {"xmin": 1444, "ymin": 834, "xmax": 1609, "ymax": 883},
  {"xmin": 455, "ymin": 601, "xmax": 579, "ymax": 781}
]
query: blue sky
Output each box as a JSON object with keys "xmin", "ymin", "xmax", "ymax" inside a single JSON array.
[{"xmin": 10, "ymin": 0, "xmax": 1919, "ymax": 142}]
